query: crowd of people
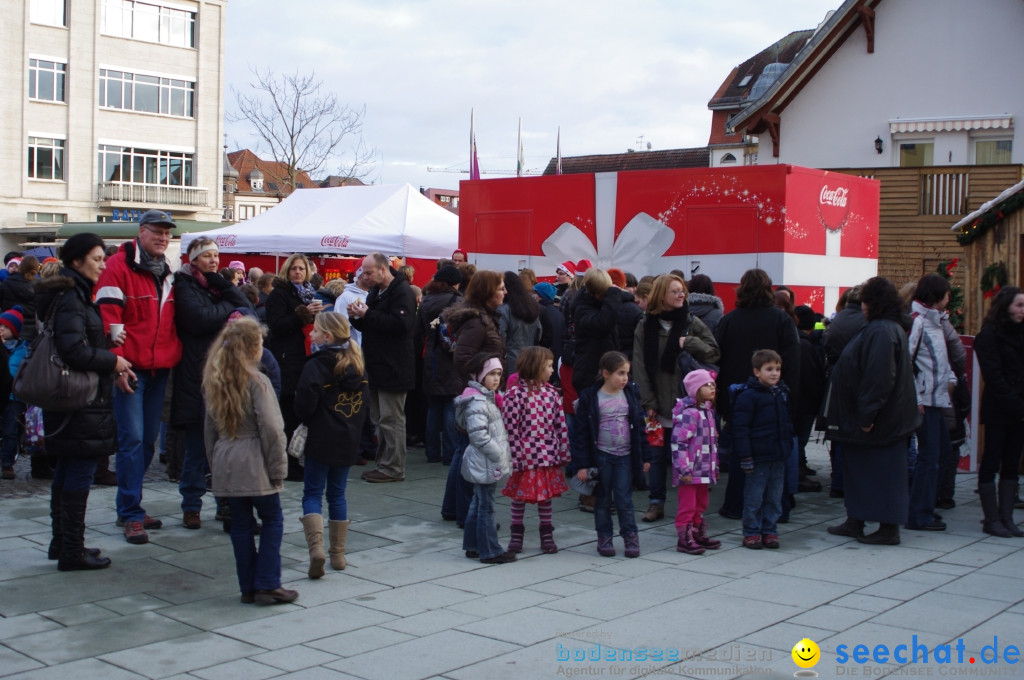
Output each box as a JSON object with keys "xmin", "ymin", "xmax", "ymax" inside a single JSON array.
[{"xmin": 3, "ymin": 213, "xmax": 1022, "ymax": 603}]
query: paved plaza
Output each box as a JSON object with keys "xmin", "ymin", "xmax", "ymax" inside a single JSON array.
[{"xmin": 1, "ymin": 442, "xmax": 1023, "ymax": 680}]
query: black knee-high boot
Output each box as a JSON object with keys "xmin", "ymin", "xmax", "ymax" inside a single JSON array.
[{"xmin": 57, "ymin": 489, "xmax": 111, "ymax": 571}]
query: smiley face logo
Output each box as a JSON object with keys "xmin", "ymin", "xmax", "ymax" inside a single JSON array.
[{"xmin": 792, "ymin": 638, "xmax": 820, "ymax": 669}]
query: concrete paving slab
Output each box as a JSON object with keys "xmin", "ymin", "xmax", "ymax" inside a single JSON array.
[
  {"xmin": 0, "ymin": 645, "xmax": 45, "ymax": 677},
  {"xmin": 2, "ymin": 658, "xmax": 147, "ymax": 680},
  {"xmin": 98, "ymin": 631, "xmax": 263, "ymax": 679},
  {"xmin": 785, "ymin": 604, "xmax": 877, "ymax": 633},
  {"xmin": 936, "ymin": 544, "xmax": 1024, "ymax": 568},
  {"xmin": 92, "ymin": 593, "xmax": 173, "ymax": 616},
  {"xmin": 0, "ymin": 614, "xmax": 63, "ymax": 642},
  {"xmin": 347, "ymin": 552, "xmax": 486, "ymax": 588},
  {"xmin": 379, "ymin": 607, "xmax": 481, "ymax": 637},
  {"xmin": 214, "ymin": 601, "xmax": 396, "ymax": 650},
  {"xmin": 523, "ymin": 578, "xmax": 595, "ymax": 597},
  {"xmin": 155, "ymin": 592, "xmax": 302, "ymax": 631},
  {"xmin": 764, "ymin": 543, "xmax": 943, "ymax": 587},
  {"xmin": 955, "ymin": 610, "xmax": 1024, "ymax": 658},
  {"xmin": 431, "ymin": 550, "xmax": 604, "ymax": 594},
  {"xmin": 816, "ymin": 620, "xmax": 949, "ymax": 657},
  {"xmin": 305, "ymin": 625, "xmax": 414, "ymax": 658},
  {"xmin": 445, "ymin": 587, "xmax": 556, "ymax": 618},
  {"xmin": 350, "ymin": 582, "xmax": 479, "ymax": 617},
  {"xmin": 706, "ymin": 572, "xmax": 857, "ymax": 608},
  {"xmin": 828, "ymin": 593, "xmax": 904, "ymax": 613},
  {"xmin": 868, "ymin": 591, "xmax": 1012, "ymax": 637},
  {"xmin": 36, "ymin": 602, "xmax": 118, "ymax": 627},
  {"xmin": 250, "ymin": 645, "xmax": 342, "ymax": 672},
  {"xmin": 738, "ymin": 621, "xmax": 835, "ymax": 653},
  {"xmin": 3, "ymin": 610, "xmax": 200, "ymax": 665},
  {"xmin": 326, "ymin": 629, "xmax": 519, "ymax": 680},
  {"xmin": 456, "ymin": 606, "xmax": 602, "ymax": 646},
  {"xmin": 974, "ymin": 550, "xmax": 1024, "ymax": 579},
  {"xmin": 188, "ymin": 657, "xmax": 282, "ymax": 680}
]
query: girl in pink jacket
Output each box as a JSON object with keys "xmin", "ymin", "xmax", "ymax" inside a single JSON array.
[
  {"xmin": 501, "ymin": 346, "xmax": 570, "ymax": 554},
  {"xmin": 671, "ymin": 369, "xmax": 722, "ymax": 555}
]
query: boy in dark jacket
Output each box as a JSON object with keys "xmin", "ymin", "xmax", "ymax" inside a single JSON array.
[{"xmin": 733, "ymin": 349, "xmax": 794, "ymax": 550}]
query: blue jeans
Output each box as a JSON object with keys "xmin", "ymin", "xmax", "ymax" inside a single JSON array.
[
  {"xmin": 595, "ymin": 451, "xmax": 638, "ymax": 537},
  {"xmin": 463, "ymin": 482, "xmax": 503, "ymax": 559},
  {"xmin": 52, "ymin": 456, "xmax": 98, "ymax": 493},
  {"xmin": 302, "ymin": 457, "xmax": 351, "ymax": 519},
  {"xmin": 1, "ymin": 401, "xmax": 24, "ymax": 467},
  {"xmin": 228, "ymin": 495, "xmax": 284, "ymax": 593},
  {"xmin": 179, "ymin": 423, "xmax": 207, "ymax": 513},
  {"xmin": 113, "ymin": 370, "xmax": 169, "ymax": 522},
  {"xmin": 442, "ymin": 431, "xmax": 471, "ymax": 523},
  {"xmin": 742, "ymin": 460, "xmax": 784, "ymax": 537},
  {"xmin": 646, "ymin": 440, "xmax": 671, "ymax": 505},
  {"xmin": 426, "ymin": 396, "xmax": 458, "ymax": 464},
  {"xmin": 908, "ymin": 407, "xmax": 950, "ymax": 528}
]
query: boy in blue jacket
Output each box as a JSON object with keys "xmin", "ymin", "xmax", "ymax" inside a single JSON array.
[{"xmin": 732, "ymin": 349, "xmax": 794, "ymax": 549}]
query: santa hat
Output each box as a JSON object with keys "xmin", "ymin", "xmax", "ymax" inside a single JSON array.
[
  {"xmin": 0, "ymin": 306, "xmax": 24, "ymax": 337},
  {"xmin": 556, "ymin": 261, "xmax": 576, "ymax": 277},
  {"xmin": 683, "ymin": 369, "xmax": 717, "ymax": 400},
  {"xmin": 575, "ymin": 259, "xmax": 593, "ymax": 276}
]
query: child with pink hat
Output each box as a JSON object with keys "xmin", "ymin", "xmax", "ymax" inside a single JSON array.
[{"xmin": 670, "ymin": 368, "xmax": 721, "ymax": 554}]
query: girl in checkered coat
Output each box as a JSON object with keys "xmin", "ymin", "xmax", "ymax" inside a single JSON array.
[
  {"xmin": 671, "ymin": 369, "xmax": 722, "ymax": 555},
  {"xmin": 501, "ymin": 346, "xmax": 570, "ymax": 553}
]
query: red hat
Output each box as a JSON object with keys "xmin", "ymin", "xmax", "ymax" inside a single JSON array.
[
  {"xmin": 575, "ymin": 259, "xmax": 593, "ymax": 276},
  {"xmin": 556, "ymin": 261, "xmax": 576, "ymax": 277}
]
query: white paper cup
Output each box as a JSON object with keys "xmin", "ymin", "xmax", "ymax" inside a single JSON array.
[{"xmin": 109, "ymin": 323, "xmax": 125, "ymax": 339}]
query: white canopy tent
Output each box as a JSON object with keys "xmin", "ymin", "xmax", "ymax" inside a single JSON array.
[{"xmin": 181, "ymin": 183, "xmax": 458, "ymax": 258}]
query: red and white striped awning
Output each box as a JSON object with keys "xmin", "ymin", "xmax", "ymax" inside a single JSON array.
[{"xmin": 889, "ymin": 116, "xmax": 1013, "ymax": 134}]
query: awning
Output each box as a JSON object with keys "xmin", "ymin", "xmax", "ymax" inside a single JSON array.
[
  {"xmin": 889, "ymin": 116, "xmax": 1013, "ymax": 134},
  {"xmin": 55, "ymin": 220, "xmax": 226, "ymax": 240}
]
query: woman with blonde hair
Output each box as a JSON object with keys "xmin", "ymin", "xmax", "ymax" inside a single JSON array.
[
  {"xmin": 265, "ymin": 253, "xmax": 324, "ymax": 477},
  {"xmin": 294, "ymin": 312, "xmax": 369, "ymax": 577},
  {"xmin": 203, "ymin": 317, "xmax": 294, "ymax": 603}
]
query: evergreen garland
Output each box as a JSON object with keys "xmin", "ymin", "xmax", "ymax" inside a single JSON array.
[
  {"xmin": 956, "ymin": 190, "xmax": 1024, "ymax": 245},
  {"xmin": 980, "ymin": 261, "xmax": 1008, "ymax": 300}
]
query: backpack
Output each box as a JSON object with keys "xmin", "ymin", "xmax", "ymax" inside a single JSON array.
[{"xmin": 430, "ymin": 293, "xmax": 461, "ymax": 354}]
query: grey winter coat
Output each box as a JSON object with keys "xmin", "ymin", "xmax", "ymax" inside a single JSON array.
[
  {"xmin": 204, "ymin": 374, "xmax": 288, "ymax": 497},
  {"xmin": 687, "ymin": 293, "xmax": 724, "ymax": 335},
  {"xmin": 456, "ymin": 381, "xmax": 512, "ymax": 485}
]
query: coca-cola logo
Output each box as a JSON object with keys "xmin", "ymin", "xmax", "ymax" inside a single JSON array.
[
  {"xmin": 818, "ymin": 184, "xmax": 850, "ymax": 233},
  {"xmin": 214, "ymin": 235, "xmax": 237, "ymax": 247},
  {"xmin": 320, "ymin": 235, "xmax": 350, "ymax": 249}
]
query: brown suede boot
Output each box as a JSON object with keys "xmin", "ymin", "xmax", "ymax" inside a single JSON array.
[
  {"xmin": 329, "ymin": 520, "xmax": 350, "ymax": 570},
  {"xmin": 300, "ymin": 514, "xmax": 326, "ymax": 579}
]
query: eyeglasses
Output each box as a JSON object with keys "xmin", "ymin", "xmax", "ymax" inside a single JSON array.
[{"xmin": 142, "ymin": 225, "xmax": 172, "ymax": 238}]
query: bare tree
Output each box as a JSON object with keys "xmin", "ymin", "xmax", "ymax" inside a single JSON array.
[{"xmin": 229, "ymin": 67, "xmax": 378, "ymax": 190}]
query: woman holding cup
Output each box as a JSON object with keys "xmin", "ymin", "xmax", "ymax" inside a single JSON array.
[
  {"xmin": 36, "ymin": 233, "xmax": 133, "ymax": 570},
  {"xmin": 265, "ymin": 254, "xmax": 323, "ymax": 477}
]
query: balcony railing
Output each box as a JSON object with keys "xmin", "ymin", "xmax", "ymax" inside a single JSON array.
[
  {"xmin": 97, "ymin": 182, "xmax": 209, "ymax": 207},
  {"xmin": 920, "ymin": 170, "xmax": 968, "ymax": 216}
]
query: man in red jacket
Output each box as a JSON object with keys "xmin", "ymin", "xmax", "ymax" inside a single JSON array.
[{"xmin": 96, "ymin": 210, "xmax": 182, "ymax": 544}]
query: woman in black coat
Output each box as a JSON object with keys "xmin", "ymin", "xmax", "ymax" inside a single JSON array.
[
  {"xmin": 414, "ymin": 267, "xmax": 463, "ymax": 464},
  {"xmin": 265, "ymin": 254, "xmax": 324, "ymax": 439},
  {"xmin": 715, "ymin": 269, "xmax": 801, "ymax": 519},
  {"xmin": 571, "ymin": 269, "xmax": 622, "ymax": 394},
  {"xmin": 36, "ymin": 234, "xmax": 133, "ymax": 571},
  {"xmin": 171, "ymin": 237, "xmax": 251, "ymax": 529},
  {"xmin": 973, "ymin": 286, "xmax": 1024, "ymax": 537},
  {"xmin": 1, "ymin": 256, "xmax": 40, "ymax": 342},
  {"xmin": 825, "ymin": 276, "xmax": 918, "ymax": 545}
]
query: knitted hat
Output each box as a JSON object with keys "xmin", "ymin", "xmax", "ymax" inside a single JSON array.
[
  {"xmin": 575, "ymin": 259, "xmax": 593, "ymax": 276},
  {"xmin": 683, "ymin": 368, "xmax": 716, "ymax": 400},
  {"xmin": 434, "ymin": 265, "xmax": 463, "ymax": 287},
  {"xmin": 556, "ymin": 261, "xmax": 576, "ymax": 277},
  {"xmin": 476, "ymin": 357, "xmax": 503, "ymax": 383},
  {"xmin": 0, "ymin": 306, "xmax": 24, "ymax": 337},
  {"xmin": 228, "ymin": 260, "xmax": 246, "ymax": 271},
  {"xmin": 534, "ymin": 282, "xmax": 556, "ymax": 302},
  {"xmin": 795, "ymin": 305, "xmax": 817, "ymax": 331}
]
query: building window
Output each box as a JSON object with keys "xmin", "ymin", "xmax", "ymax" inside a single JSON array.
[
  {"xmin": 99, "ymin": 69, "xmax": 195, "ymax": 117},
  {"xmin": 29, "ymin": 59, "xmax": 67, "ymax": 102},
  {"xmin": 30, "ymin": 0, "xmax": 67, "ymax": 27},
  {"xmin": 97, "ymin": 145, "xmax": 194, "ymax": 186},
  {"xmin": 720, "ymin": 153, "xmax": 738, "ymax": 164},
  {"xmin": 899, "ymin": 142, "xmax": 934, "ymax": 167},
  {"xmin": 101, "ymin": 0, "xmax": 196, "ymax": 48},
  {"xmin": 975, "ymin": 139, "xmax": 1012, "ymax": 165},
  {"xmin": 27, "ymin": 137, "xmax": 65, "ymax": 181},
  {"xmin": 27, "ymin": 212, "xmax": 67, "ymax": 224}
]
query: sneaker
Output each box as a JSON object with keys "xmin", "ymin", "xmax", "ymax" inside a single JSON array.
[
  {"xmin": 362, "ymin": 470, "xmax": 403, "ymax": 483},
  {"xmin": 762, "ymin": 534, "xmax": 780, "ymax": 549},
  {"xmin": 480, "ymin": 551, "xmax": 517, "ymax": 564},
  {"xmin": 1, "ymin": 466, "xmax": 14, "ymax": 480},
  {"xmin": 117, "ymin": 515, "xmax": 162, "ymax": 530},
  {"xmin": 123, "ymin": 521, "xmax": 149, "ymax": 544},
  {"xmin": 183, "ymin": 511, "xmax": 201, "ymax": 530},
  {"xmin": 742, "ymin": 535, "xmax": 763, "ymax": 550}
]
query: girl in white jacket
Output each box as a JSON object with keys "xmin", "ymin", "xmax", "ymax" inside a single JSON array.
[{"xmin": 456, "ymin": 353, "xmax": 514, "ymax": 564}]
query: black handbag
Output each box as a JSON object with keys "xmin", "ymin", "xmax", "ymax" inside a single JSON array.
[{"xmin": 12, "ymin": 291, "xmax": 99, "ymax": 411}]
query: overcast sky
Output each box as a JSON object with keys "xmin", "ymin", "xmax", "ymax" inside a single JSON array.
[{"xmin": 224, "ymin": 1, "xmax": 837, "ymax": 191}]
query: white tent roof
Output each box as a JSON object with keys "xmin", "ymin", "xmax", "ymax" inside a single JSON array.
[{"xmin": 181, "ymin": 183, "xmax": 458, "ymax": 258}]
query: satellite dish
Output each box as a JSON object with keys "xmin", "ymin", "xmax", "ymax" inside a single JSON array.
[{"xmin": 646, "ymin": 142, "xmax": 652, "ymax": 150}]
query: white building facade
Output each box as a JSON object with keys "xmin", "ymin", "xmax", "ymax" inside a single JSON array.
[{"xmin": 1, "ymin": 0, "xmax": 227, "ymax": 251}]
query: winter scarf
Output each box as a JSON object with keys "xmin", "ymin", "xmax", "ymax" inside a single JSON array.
[{"xmin": 642, "ymin": 304, "xmax": 690, "ymax": 387}]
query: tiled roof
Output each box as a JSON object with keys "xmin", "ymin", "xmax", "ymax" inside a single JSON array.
[
  {"xmin": 707, "ymin": 30, "xmax": 815, "ymax": 111},
  {"xmin": 541, "ymin": 147, "xmax": 709, "ymax": 175},
  {"xmin": 708, "ymin": 110, "xmax": 744, "ymax": 146},
  {"xmin": 226, "ymin": 149, "xmax": 317, "ymax": 194}
]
